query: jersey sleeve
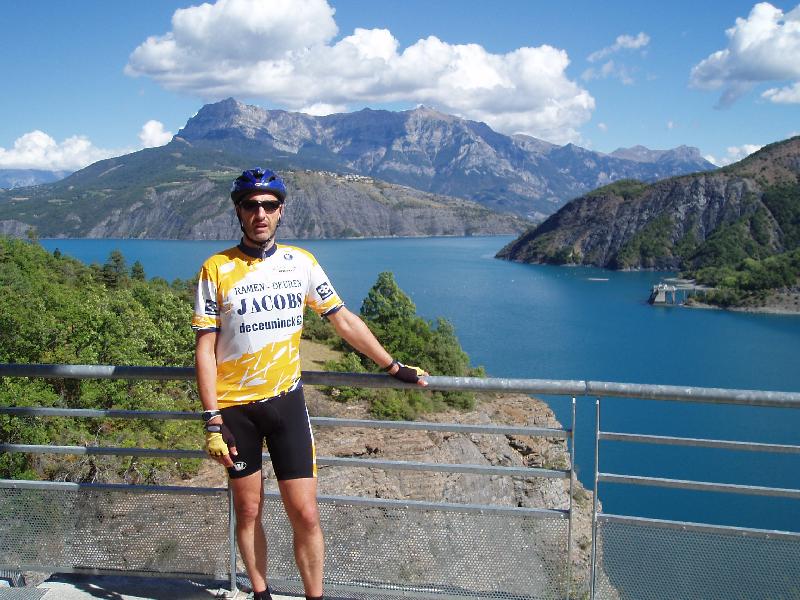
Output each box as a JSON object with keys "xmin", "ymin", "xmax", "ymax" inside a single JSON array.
[
  {"xmin": 191, "ymin": 263, "xmax": 221, "ymax": 331},
  {"xmin": 306, "ymin": 260, "xmax": 344, "ymax": 316}
]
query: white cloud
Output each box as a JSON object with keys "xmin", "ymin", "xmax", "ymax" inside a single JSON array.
[
  {"xmin": 0, "ymin": 131, "xmax": 127, "ymax": 171},
  {"xmin": 582, "ymin": 60, "xmax": 635, "ymax": 84},
  {"xmin": 762, "ymin": 81, "xmax": 800, "ymax": 103},
  {"xmin": 667, "ymin": 120, "xmax": 677, "ymax": 129},
  {"xmin": 139, "ymin": 120, "xmax": 173, "ymax": 147},
  {"xmin": 125, "ymin": 0, "xmax": 594, "ymax": 143},
  {"xmin": 690, "ymin": 2, "xmax": 800, "ymax": 106},
  {"xmin": 709, "ymin": 143, "xmax": 764, "ymax": 166},
  {"xmin": 588, "ymin": 32, "xmax": 650, "ymax": 62},
  {"xmin": 597, "ymin": 122, "xmax": 608, "ymax": 132}
]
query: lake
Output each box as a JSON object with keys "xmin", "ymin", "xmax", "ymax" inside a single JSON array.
[{"xmin": 41, "ymin": 236, "xmax": 800, "ymax": 533}]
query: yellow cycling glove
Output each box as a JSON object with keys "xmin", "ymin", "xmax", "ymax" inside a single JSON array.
[{"xmin": 204, "ymin": 422, "xmax": 237, "ymax": 458}]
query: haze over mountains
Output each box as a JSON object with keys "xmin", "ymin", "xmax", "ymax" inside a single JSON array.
[{"xmin": 0, "ymin": 98, "xmax": 717, "ymax": 240}]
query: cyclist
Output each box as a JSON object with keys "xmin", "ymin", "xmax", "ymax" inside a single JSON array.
[{"xmin": 192, "ymin": 168, "xmax": 428, "ymax": 600}]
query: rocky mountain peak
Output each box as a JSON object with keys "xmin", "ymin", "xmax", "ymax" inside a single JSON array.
[{"xmin": 174, "ymin": 98, "xmax": 718, "ymax": 218}]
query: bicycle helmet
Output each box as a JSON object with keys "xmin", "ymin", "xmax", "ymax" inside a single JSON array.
[{"xmin": 230, "ymin": 168, "xmax": 287, "ymax": 204}]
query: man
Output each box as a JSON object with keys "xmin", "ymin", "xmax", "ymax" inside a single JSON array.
[{"xmin": 192, "ymin": 168, "xmax": 427, "ymax": 600}]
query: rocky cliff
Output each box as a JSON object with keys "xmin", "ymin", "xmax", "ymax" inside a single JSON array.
[{"xmin": 497, "ymin": 136, "xmax": 800, "ymax": 270}]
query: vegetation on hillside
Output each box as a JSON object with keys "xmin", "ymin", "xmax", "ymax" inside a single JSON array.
[
  {"xmin": 0, "ymin": 237, "xmax": 198, "ymax": 483},
  {"xmin": 304, "ymin": 271, "xmax": 484, "ymax": 420},
  {"xmin": 1, "ymin": 237, "xmax": 481, "ymax": 480}
]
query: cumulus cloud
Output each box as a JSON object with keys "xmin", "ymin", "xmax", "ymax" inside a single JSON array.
[
  {"xmin": 762, "ymin": 81, "xmax": 800, "ymax": 103},
  {"xmin": 690, "ymin": 2, "xmax": 800, "ymax": 107},
  {"xmin": 706, "ymin": 143, "xmax": 764, "ymax": 166},
  {"xmin": 139, "ymin": 120, "xmax": 173, "ymax": 147},
  {"xmin": 0, "ymin": 131, "xmax": 125, "ymax": 171},
  {"xmin": 0, "ymin": 120, "xmax": 174, "ymax": 171},
  {"xmin": 587, "ymin": 32, "xmax": 650, "ymax": 63},
  {"xmin": 125, "ymin": 0, "xmax": 594, "ymax": 143}
]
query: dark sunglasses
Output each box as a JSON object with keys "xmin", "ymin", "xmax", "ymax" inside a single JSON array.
[{"xmin": 239, "ymin": 199, "xmax": 282, "ymax": 213}]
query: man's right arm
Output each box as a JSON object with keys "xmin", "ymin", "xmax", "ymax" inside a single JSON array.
[
  {"xmin": 195, "ymin": 330, "xmax": 236, "ymax": 468},
  {"xmin": 195, "ymin": 330, "xmax": 219, "ymax": 413}
]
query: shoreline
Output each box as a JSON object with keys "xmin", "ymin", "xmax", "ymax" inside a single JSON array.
[{"xmin": 684, "ymin": 298, "xmax": 800, "ymax": 316}]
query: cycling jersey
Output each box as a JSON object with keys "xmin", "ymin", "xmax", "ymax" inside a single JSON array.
[{"xmin": 192, "ymin": 242, "xmax": 343, "ymax": 408}]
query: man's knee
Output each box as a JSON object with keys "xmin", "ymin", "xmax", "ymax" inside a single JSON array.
[
  {"xmin": 290, "ymin": 501, "xmax": 321, "ymax": 532},
  {"xmin": 234, "ymin": 497, "xmax": 264, "ymax": 523}
]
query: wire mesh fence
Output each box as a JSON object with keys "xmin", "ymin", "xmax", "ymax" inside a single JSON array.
[{"xmin": 593, "ymin": 516, "xmax": 800, "ymax": 600}]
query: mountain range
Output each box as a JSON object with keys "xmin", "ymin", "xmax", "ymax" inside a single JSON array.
[
  {"xmin": 0, "ymin": 169, "xmax": 71, "ymax": 190},
  {"xmin": 0, "ymin": 98, "xmax": 716, "ymax": 240},
  {"xmin": 496, "ymin": 136, "xmax": 800, "ymax": 272},
  {"xmin": 177, "ymin": 98, "xmax": 716, "ymax": 219}
]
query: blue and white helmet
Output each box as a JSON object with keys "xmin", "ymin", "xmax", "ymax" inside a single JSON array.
[{"xmin": 230, "ymin": 168, "xmax": 287, "ymax": 204}]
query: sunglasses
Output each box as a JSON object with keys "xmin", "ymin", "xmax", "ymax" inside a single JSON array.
[{"xmin": 239, "ymin": 199, "xmax": 282, "ymax": 213}]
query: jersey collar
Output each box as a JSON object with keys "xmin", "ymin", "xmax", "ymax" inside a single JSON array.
[{"xmin": 237, "ymin": 240, "xmax": 279, "ymax": 260}]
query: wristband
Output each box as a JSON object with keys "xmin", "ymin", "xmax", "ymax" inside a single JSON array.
[
  {"xmin": 202, "ymin": 409, "xmax": 222, "ymax": 422},
  {"xmin": 382, "ymin": 359, "xmax": 398, "ymax": 372}
]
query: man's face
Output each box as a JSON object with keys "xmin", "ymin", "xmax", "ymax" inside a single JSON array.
[{"xmin": 236, "ymin": 192, "xmax": 284, "ymax": 245}]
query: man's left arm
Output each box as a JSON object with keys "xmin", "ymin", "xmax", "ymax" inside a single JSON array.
[{"xmin": 326, "ymin": 307, "xmax": 428, "ymax": 386}]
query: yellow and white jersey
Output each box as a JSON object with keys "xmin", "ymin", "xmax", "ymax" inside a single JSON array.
[{"xmin": 192, "ymin": 242, "xmax": 343, "ymax": 408}]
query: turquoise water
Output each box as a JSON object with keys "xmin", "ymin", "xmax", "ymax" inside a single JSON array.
[{"xmin": 41, "ymin": 237, "xmax": 800, "ymax": 532}]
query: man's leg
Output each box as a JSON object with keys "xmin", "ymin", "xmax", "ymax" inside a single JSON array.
[
  {"xmin": 278, "ymin": 477, "xmax": 323, "ymax": 597},
  {"xmin": 230, "ymin": 471, "xmax": 269, "ymax": 594}
]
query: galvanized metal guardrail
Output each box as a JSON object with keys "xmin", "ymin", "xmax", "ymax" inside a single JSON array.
[
  {"xmin": 3, "ymin": 362, "xmax": 800, "ymax": 407},
  {"xmin": 0, "ymin": 363, "xmax": 580, "ymax": 598},
  {"xmin": 3, "ymin": 363, "xmax": 800, "ymax": 599}
]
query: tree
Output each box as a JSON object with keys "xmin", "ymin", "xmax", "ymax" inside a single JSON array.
[
  {"xmin": 100, "ymin": 250, "xmax": 129, "ymax": 288},
  {"xmin": 326, "ymin": 271, "xmax": 482, "ymax": 418},
  {"xmin": 131, "ymin": 260, "xmax": 146, "ymax": 281}
]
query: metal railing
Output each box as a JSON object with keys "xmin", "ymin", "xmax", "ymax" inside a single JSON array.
[
  {"xmin": 2, "ymin": 363, "xmax": 800, "ymax": 599},
  {"xmin": 0, "ymin": 364, "xmax": 580, "ymax": 599},
  {"xmin": 590, "ymin": 398, "xmax": 800, "ymax": 600}
]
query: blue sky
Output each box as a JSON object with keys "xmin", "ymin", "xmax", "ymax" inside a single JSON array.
[{"xmin": 1, "ymin": 0, "xmax": 798, "ymax": 171}]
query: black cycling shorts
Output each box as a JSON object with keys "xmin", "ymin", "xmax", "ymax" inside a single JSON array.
[{"xmin": 220, "ymin": 384, "xmax": 315, "ymax": 480}]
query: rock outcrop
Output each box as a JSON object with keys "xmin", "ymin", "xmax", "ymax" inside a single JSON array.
[{"xmin": 497, "ymin": 136, "xmax": 800, "ymax": 270}]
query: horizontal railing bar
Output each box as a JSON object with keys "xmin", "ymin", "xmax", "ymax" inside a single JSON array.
[
  {"xmin": 597, "ymin": 513, "xmax": 800, "ymax": 540},
  {"xmin": 3, "ymin": 363, "xmax": 800, "ymax": 407},
  {"xmin": 0, "ymin": 566, "xmax": 226, "ymax": 582},
  {"xmin": 311, "ymin": 416, "xmax": 568, "ymax": 438},
  {"xmin": 587, "ymin": 380, "xmax": 800, "ymax": 408},
  {"xmin": 0, "ymin": 443, "xmax": 206, "ymax": 459},
  {"xmin": 315, "ymin": 492, "xmax": 569, "ymax": 518},
  {"xmin": 0, "ymin": 407, "xmax": 203, "ymax": 420},
  {"xmin": 600, "ymin": 431, "xmax": 800, "ymax": 454},
  {"xmin": 0, "ymin": 479, "xmax": 566, "ymax": 518},
  {"xmin": 0, "ymin": 407, "xmax": 568, "ymax": 437},
  {"xmin": 0, "ymin": 478, "xmax": 227, "ymax": 495},
  {"xmin": 598, "ymin": 473, "xmax": 800, "ymax": 499},
  {"xmin": 314, "ymin": 456, "xmax": 568, "ymax": 479},
  {"xmin": 1, "ymin": 444, "xmax": 564, "ymax": 479}
]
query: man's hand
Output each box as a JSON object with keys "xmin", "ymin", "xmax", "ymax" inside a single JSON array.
[
  {"xmin": 387, "ymin": 360, "xmax": 429, "ymax": 386},
  {"xmin": 204, "ymin": 421, "xmax": 238, "ymax": 467}
]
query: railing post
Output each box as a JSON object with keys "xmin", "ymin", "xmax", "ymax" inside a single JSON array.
[
  {"xmin": 566, "ymin": 396, "xmax": 576, "ymax": 600},
  {"xmin": 590, "ymin": 398, "xmax": 601, "ymax": 600},
  {"xmin": 228, "ymin": 481, "xmax": 238, "ymax": 594}
]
